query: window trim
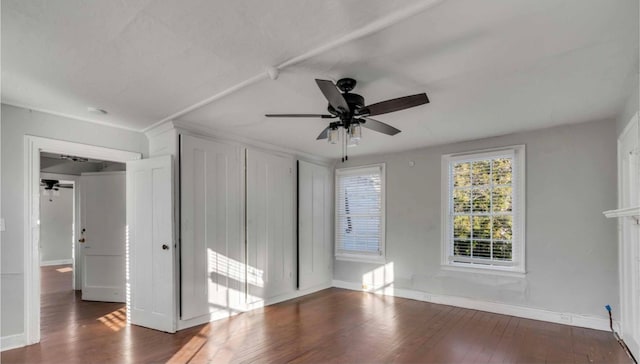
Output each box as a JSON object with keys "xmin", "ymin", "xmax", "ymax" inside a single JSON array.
[
  {"xmin": 441, "ymin": 145, "xmax": 526, "ymax": 274},
  {"xmin": 335, "ymin": 163, "xmax": 386, "ymax": 264}
]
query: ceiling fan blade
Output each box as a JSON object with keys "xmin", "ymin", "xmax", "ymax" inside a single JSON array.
[
  {"xmin": 265, "ymin": 114, "xmax": 335, "ymax": 118},
  {"xmin": 316, "ymin": 126, "xmax": 330, "ymax": 140},
  {"xmin": 361, "ymin": 117, "xmax": 401, "ymax": 136},
  {"xmin": 315, "ymin": 79, "xmax": 349, "ymax": 113},
  {"xmin": 363, "ymin": 93, "xmax": 429, "ymax": 116}
]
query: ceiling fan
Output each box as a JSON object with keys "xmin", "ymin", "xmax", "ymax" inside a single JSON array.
[
  {"xmin": 40, "ymin": 179, "xmax": 73, "ymax": 202},
  {"xmin": 265, "ymin": 78, "xmax": 429, "ymax": 161}
]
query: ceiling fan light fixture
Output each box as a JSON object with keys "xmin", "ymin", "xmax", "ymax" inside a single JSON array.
[
  {"xmin": 349, "ymin": 123, "xmax": 362, "ymax": 143},
  {"xmin": 328, "ymin": 127, "xmax": 339, "ymax": 144}
]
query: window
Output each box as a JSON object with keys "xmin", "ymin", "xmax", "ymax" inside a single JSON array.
[
  {"xmin": 441, "ymin": 145, "xmax": 525, "ymax": 273},
  {"xmin": 335, "ymin": 164, "xmax": 385, "ymax": 263}
]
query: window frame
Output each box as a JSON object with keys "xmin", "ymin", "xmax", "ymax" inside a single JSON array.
[
  {"xmin": 441, "ymin": 145, "xmax": 526, "ymax": 274},
  {"xmin": 335, "ymin": 163, "xmax": 386, "ymax": 264}
]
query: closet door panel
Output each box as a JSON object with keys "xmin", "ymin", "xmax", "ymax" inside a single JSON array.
[
  {"xmin": 180, "ymin": 135, "xmax": 244, "ymax": 320},
  {"xmin": 298, "ymin": 160, "xmax": 332, "ymax": 290},
  {"xmin": 246, "ymin": 149, "xmax": 294, "ymax": 303}
]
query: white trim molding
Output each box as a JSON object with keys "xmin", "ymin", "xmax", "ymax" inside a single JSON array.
[
  {"xmin": 1, "ymin": 334, "xmax": 25, "ymax": 352},
  {"xmin": 40, "ymin": 259, "xmax": 73, "ymax": 267},
  {"xmin": 441, "ymin": 145, "xmax": 526, "ymax": 274},
  {"xmin": 332, "ymin": 280, "xmax": 616, "ymax": 332},
  {"xmin": 24, "ymin": 135, "xmax": 141, "ymax": 346}
]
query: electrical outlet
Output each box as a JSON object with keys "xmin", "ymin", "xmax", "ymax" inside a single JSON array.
[
  {"xmin": 559, "ymin": 314, "xmax": 572, "ymax": 324},
  {"xmin": 0, "ymin": 218, "xmax": 5, "ymax": 232}
]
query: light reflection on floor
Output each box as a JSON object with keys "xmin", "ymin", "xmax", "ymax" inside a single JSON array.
[{"xmin": 97, "ymin": 307, "xmax": 127, "ymax": 332}]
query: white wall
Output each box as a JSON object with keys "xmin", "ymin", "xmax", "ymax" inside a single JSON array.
[
  {"xmin": 616, "ymin": 76, "xmax": 639, "ymax": 136},
  {"xmin": 334, "ymin": 119, "xmax": 618, "ymax": 320},
  {"xmin": 0, "ymin": 104, "xmax": 148, "ymax": 338},
  {"xmin": 39, "ymin": 185, "xmax": 73, "ymax": 264}
]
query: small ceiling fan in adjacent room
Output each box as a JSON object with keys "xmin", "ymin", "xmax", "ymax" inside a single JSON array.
[
  {"xmin": 265, "ymin": 78, "xmax": 429, "ymax": 161},
  {"xmin": 40, "ymin": 179, "xmax": 73, "ymax": 202}
]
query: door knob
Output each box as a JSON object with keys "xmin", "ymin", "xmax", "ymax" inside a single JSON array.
[{"xmin": 162, "ymin": 244, "xmax": 169, "ymax": 250}]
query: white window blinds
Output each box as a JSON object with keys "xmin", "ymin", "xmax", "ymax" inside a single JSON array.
[
  {"xmin": 335, "ymin": 165, "xmax": 385, "ymax": 261},
  {"xmin": 442, "ymin": 146, "xmax": 525, "ymax": 273}
]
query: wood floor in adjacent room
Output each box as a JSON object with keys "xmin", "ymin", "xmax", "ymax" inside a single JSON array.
[{"xmin": 2, "ymin": 265, "xmax": 631, "ymax": 364}]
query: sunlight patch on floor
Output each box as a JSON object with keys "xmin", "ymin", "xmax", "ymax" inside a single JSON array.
[
  {"xmin": 167, "ymin": 325, "xmax": 211, "ymax": 364},
  {"xmin": 97, "ymin": 307, "xmax": 127, "ymax": 332},
  {"xmin": 56, "ymin": 267, "xmax": 73, "ymax": 273}
]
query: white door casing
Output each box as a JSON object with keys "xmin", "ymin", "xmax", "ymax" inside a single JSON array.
[
  {"xmin": 126, "ymin": 155, "xmax": 176, "ymax": 333},
  {"xmin": 618, "ymin": 113, "xmax": 639, "ymax": 358},
  {"xmin": 80, "ymin": 172, "xmax": 126, "ymax": 302},
  {"xmin": 24, "ymin": 136, "xmax": 141, "ymax": 345}
]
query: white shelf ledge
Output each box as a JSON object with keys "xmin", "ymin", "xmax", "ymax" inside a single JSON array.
[{"xmin": 603, "ymin": 206, "xmax": 640, "ymax": 219}]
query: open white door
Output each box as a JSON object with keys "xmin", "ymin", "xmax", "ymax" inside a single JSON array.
[
  {"xmin": 80, "ymin": 172, "xmax": 126, "ymax": 302},
  {"xmin": 126, "ymin": 155, "xmax": 176, "ymax": 333}
]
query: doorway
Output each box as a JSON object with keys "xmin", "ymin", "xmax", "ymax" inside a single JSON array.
[
  {"xmin": 24, "ymin": 136, "xmax": 141, "ymax": 345},
  {"xmin": 38, "ymin": 152, "xmax": 128, "ymax": 341}
]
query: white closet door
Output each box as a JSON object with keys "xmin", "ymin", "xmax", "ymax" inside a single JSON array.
[
  {"xmin": 80, "ymin": 172, "xmax": 126, "ymax": 302},
  {"xmin": 246, "ymin": 149, "xmax": 294, "ymax": 303},
  {"xmin": 180, "ymin": 135, "xmax": 244, "ymax": 321},
  {"xmin": 298, "ymin": 160, "xmax": 332, "ymax": 290}
]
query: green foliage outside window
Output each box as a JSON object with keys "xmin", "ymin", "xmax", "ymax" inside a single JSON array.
[{"xmin": 451, "ymin": 158, "xmax": 513, "ymax": 261}]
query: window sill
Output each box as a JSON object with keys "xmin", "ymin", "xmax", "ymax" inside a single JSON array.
[
  {"xmin": 440, "ymin": 263, "xmax": 526, "ymax": 278},
  {"xmin": 336, "ymin": 254, "xmax": 386, "ymax": 264}
]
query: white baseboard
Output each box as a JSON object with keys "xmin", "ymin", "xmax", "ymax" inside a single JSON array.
[
  {"xmin": 177, "ymin": 281, "xmax": 333, "ymax": 331},
  {"xmin": 1, "ymin": 334, "xmax": 25, "ymax": 352},
  {"xmin": 40, "ymin": 259, "xmax": 72, "ymax": 267},
  {"xmin": 247, "ymin": 281, "xmax": 333, "ymax": 310},
  {"xmin": 332, "ymin": 280, "xmax": 617, "ymax": 332}
]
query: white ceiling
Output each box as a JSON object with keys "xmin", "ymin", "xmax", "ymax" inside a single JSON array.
[{"xmin": 3, "ymin": 0, "xmax": 638, "ymax": 158}]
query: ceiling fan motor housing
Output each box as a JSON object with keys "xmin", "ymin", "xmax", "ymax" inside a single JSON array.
[
  {"xmin": 327, "ymin": 92, "xmax": 365, "ymax": 124},
  {"xmin": 335, "ymin": 78, "xmax": 357, "ymax": 92}
]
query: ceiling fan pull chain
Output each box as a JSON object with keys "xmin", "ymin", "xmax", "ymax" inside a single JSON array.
[
  {"xmin": 344, "ymin": 127, "xmax": 349, "ymax": 161},
  {"xmin": 341, "ymin": 128, "xmax": 345, "ymax": 162}
]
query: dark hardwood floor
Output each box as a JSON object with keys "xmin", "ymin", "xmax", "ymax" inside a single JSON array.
[{"xmin": 2, "ymin": 265, "xmax": 631, "ymax": 363}]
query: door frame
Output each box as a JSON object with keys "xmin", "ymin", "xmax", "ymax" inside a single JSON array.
[
  {"xmin": 24, "ymin": 135, "xmax": 141, "ymax": 345},
  {"xmin": 616, "ymin": 112, "xmax": 640, "ymax": 357}
]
